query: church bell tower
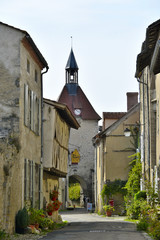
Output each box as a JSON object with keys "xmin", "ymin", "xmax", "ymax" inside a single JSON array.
[{"xmin": 65, "ymin": 48, "xmax": 79, "ymax": 84}]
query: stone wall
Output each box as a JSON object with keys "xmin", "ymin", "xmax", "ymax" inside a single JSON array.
[
  {"xmin": 0, "ymin": 134, "xmax": 21, "ymax": 233},
  {"xmin": 68, "ymin": 119, "xmax": 99, "ymax": 203},
  {"xmin": 0, "ymin": 23, "xmax": 43, "ymax": 233}
]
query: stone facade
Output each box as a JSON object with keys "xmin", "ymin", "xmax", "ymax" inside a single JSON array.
[
  {"xmin": 135, "ymin": 19, "xmax": 160, "ymax": 194},
  {"xmin": 43, "ymin": 99, "xmax": 79, "ymax": 221},
  {"xmin": 68, "ymin": 119, "xmax": 99, "ymax": 203},
  {"xmin": 93, "ymin": 103, "xmax": 140, "ymax": 213},
  {"xmin": 0, "ymin": 22, "xmax": 48, "ymax": 233}
]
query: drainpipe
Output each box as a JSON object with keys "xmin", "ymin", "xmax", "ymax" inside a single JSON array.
[
  {"xmin": 137, "ymin": 73, "xmax": 150, "ymax": 182},
  {"xmin": 94, "ymin": 146, "xmax": 97, "ymax": 209},
  {"xmin": 92, "ymin": 136, "xmax": 98, "ymax": 210},
  {"xmin": 39, "ymin": 66, "xmax": 49, "ymax": 209},
  {"xmin": 146, "ymin": 69, "xmax": 150, "ymax": 181},
  {"xmin": 41, "ymin": 66, "xmax": 49, "ymax": 163}
]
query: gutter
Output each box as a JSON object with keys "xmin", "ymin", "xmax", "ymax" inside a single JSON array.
[{"xmin": 25, "ymin": 34, "xmax": 48, "ymax": 67}]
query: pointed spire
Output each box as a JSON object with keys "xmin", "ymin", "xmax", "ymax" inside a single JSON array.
[
  {"xmin": 65, "ymin": 48, "xmax": 79, "ymax": 85},
  {"xmin": 65, "ymin": 48, "xmax": 79, "ymax": 70}
]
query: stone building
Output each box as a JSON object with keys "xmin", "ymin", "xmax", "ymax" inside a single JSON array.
[
  {"xmin": 43, "ymin": 98, "xmax": 79, "ymax": 220},
  {"xmin": 135, "ymin": 19, "xmax": 160, "ymax": 195},
  {"xmin": 0, "ymin": 22, "xmax": 48, "ymax": 233},
  {"xmin": 93, "ymin": 93, "xmax": 139, "ymax": 213},
  {"xmin": 58, "ymin": 48, "xmax": 101, "ymax": 205}
]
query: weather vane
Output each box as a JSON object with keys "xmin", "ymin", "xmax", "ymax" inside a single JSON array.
[{"xmin": 71, "ymin": 36, "xmax": 73, "ymax": 49}]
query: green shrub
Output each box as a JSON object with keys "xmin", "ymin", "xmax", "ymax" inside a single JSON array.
[
  {"xmin": 134, "ymin": 191, "xmax": 147, "ymax": 200},
  {"xmin": 0, "ymin": 229, "xmax": 8, "ymax": 240},
  {"xmin": 101, "ymin": 179, "xmax": 127, "ymax": 203},
  {"xmin": 28, "ymin": 208, "xmax": 45, "ymax": 225},
  {"xmin": 39, "ymin": 217, "xmax": 54, "ymax": 230},
  {"xmin": 149, "ymin": 221, "xmax": 160, "ymax": 240},
  {"xmin": 137, "ymin": 217, "xmax": 149, "ymax": 231},
  {"xmin": 124, "ymin": 153, "xmax": 142, "ymax": 199},
  {"xmin": 16, "ymin": 207, "xmax": 29, "ymax": 233},
  {"xmin": 125, "ymin": 199, "xmax": 149, "ymax": 220},
  {"xmin": 50, "ymin": 221, "xmax": 68, "ymax": 230}
]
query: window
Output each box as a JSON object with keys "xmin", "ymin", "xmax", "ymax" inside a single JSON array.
[
  {"xmin": 35, "ymin": 70, "xmax": 38, "ymax": 82},
  {"xmin": 24, "ymin": 84, "xmax": 40, "ymax": 135},
  {"xmin": 24, "ymin": 159, "xmax": 36, "ymax": 207},
  {"xmin": 27, "ymin": 59, "xmax": 30, "ymax": 73}
]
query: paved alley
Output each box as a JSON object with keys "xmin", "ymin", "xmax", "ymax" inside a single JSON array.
[{"xmin": 41, "ymin": 208, "xmax": 152, "ymax": 240}]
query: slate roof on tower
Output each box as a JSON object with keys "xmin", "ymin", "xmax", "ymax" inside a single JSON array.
[{"xmin": 65, "ymin": 48, "xmax": 79, "ymax": 70}]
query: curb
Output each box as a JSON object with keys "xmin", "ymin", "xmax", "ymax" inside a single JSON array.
[{"xmin": 142, "ymin": 232, "xmax": 153, "ymax": 240}]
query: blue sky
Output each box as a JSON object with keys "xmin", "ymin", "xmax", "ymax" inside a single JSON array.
[{"xmin": 1, "ymin": 0, "xmax": 160, "ymax": 117}]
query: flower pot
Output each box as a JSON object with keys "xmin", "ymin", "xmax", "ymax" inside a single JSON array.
[
  {"xmin": 54, "ymin": 207, "xmax": 59, "ymax": 211},
  {"xmin": 106, "ymin": 210, "xmax": 112, "ymax": 217},
  {"xmin": 48, "ymin": 211, "xmax": 52, "ymax": 216},
  {"xmin": 52, "ymin": 197, "xmax": 57, "ymax": 201},
  {"xmin": 35, "ymin": 223, "xmax": 39, "ymax": 230}
]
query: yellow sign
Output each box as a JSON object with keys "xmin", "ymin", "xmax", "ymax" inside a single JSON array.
[{"xmin": 71, "ymin": 149, "xmax": 80, "ymax": 164}]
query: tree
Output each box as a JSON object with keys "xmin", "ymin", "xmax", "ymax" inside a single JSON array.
[{"xmin": 69, "ymin": 183, "xmax": 80, "ymax": 201}]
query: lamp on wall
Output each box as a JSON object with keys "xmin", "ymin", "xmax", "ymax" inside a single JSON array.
[
  {"xmin": 124, "ymin": 128, "xmax": 131, "ymax": 137},
  {"xmin": 124, "ymin": 122, "xmax": 140, "ymax": 137}
]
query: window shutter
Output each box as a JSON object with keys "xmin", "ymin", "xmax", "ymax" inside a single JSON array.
[
  {"xmin": 157, "ymin": 100, "xmax": 159, "ymax": 135},
  {"xmin": 154, "ymin": 166, "xmax": 158, "ymax": 194},
  {"xmin": 37, "ymin": 98, "xmax": 40, "ymax": 135},
  {"xmin": 31, "ymin": 91, "xmax": 34, "ymax": 131},
  {"xmin": 24, "ymin": 84, "xmax": 28, "ymax": 126},
  {"xmin": 24, "ymin": 159, "xmax": 29, "ymax": 200},
  {"xmin": 30, "ymin": 161, "xmax": 33, "ymax": 200},
  {"xmin": 32, "ymin": 162, "xmax": 35, "ymax": 207},
  {"xmin": 34, "ymin": 94, "xmax": 37, "ymax": 133},
  {"xmin": 24, "ymin": 159, "xmax": 27, "ymax": 200}
]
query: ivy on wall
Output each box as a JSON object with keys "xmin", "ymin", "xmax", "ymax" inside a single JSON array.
[
  {"xmin": 124, "ymin": 152, "xmax": 142, "ymax": 197},
  {"xmin": 101, "ymin": 179, "xmax": 127, "ymax": 203}
]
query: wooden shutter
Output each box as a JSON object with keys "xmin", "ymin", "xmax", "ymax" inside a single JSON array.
[
  {"xmin": 31, "ymin": 91, "xmax": 34, "ymax": 131},
  {"xmin": 24, "ymin": 84, "xmax": 28, "ymax": 126}
]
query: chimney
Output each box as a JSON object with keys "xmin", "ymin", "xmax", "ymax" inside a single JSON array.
[{"xmin": 127, "ymin": 92, "xmax": 138, "ymax": 111}]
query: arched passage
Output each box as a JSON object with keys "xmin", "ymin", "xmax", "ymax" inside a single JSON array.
[{"xmin": 69, "ymin": 174, "xmax": 88, "ymax": 207}]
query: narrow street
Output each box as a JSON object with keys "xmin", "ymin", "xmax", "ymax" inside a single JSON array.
[{"xmin": 41, "ymin": 209, "xmax": 152, "ymax": 240}]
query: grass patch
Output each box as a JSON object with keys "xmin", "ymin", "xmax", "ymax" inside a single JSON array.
[{"xmin": 124, "ymin": 218, "xmax": 139, "ymax": 223}]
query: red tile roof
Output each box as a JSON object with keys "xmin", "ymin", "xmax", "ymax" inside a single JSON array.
[
  {"xmin": 103, "ymin": 112, "xmax": 126, "ymax": 120},
  {"xmin": 58, "ymin": 85, "xmax": 101, "ymax": 120}
]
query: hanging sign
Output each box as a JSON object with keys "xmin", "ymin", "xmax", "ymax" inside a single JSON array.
[{"xmin": 71, "ymin": 149, "xmax": 80, "ymax": 164}]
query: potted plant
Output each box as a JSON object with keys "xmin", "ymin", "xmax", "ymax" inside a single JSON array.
[
  {"xmin": 28, "ymin": 208, "xmax": 44, "ymax": 229},
  {"xmin": 52, "ymin": 200, "xmax": 62, "ymax": 211},
  {"xmin": 103, "ymin": 204, "xmax": 115, "ymax": 217},
  {"xmin": 46, "ymin": 203, "xmax": 53, "ymax": 216},
  {"xmin": 16, "ymin": 207, "xmax": 29, "ymax": 234},
  {"xmin": 50, "ymin": 190, "xmax": 59, "ymax": 201}
]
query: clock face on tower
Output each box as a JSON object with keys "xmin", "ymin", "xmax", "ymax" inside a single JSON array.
[{"xmin": 74, "ymin": 109, "xmax": 81, "ymax": 115}]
